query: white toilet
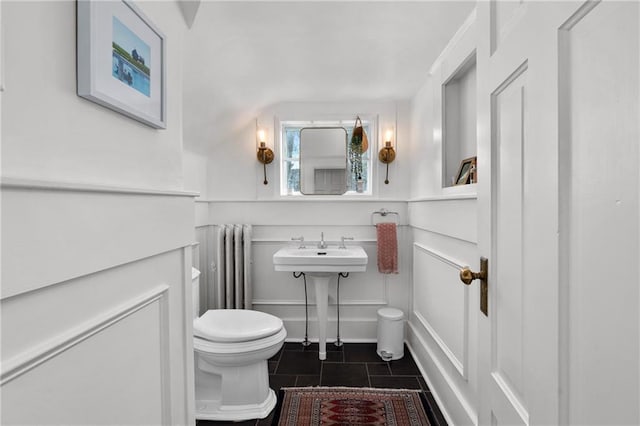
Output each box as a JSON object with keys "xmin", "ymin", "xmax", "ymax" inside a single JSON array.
[{"xmin": 191, "ymin": 268, "xmax": 286, "ymax": 421}]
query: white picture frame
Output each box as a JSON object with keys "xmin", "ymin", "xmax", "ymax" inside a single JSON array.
[{"xmin": 77, "ymin": 0, "xmax": 166, "ymax": 129}]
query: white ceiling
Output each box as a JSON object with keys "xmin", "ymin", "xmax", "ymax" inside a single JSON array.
[{"xmin": 182, "ymin": 1, "xmax": 476, "ymax": 149}]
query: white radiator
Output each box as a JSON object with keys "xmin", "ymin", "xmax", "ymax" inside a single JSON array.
[{"xmin": 214, "ymin": 224, "xmax": 252, "ymax": 309}]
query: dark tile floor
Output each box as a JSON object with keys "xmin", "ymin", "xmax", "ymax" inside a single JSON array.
[{"xmin": 196, "ymin": 342, "xmax": 447, "ymax": 426}]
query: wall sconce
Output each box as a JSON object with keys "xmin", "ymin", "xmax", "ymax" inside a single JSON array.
[
  {"xmin": 378, "ymin": 129, "xmax": 396, "ymax": 184},
  {"xmin": 256, "ymin": 128, "xmax": 274, "ymax": 185}
]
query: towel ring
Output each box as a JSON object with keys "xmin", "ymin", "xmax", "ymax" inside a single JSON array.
[{"xmin": 371, "ymin": 208, "xmax": 399, "ymax": 225}]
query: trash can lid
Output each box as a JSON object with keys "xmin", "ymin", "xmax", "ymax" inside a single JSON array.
[{"xmin": 378, "ymin": 307, "xmax": 404, "ymax": 320}]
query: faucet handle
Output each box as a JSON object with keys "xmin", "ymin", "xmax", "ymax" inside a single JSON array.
[
  {"xmin": 339, "ymin": 236, "xmax": 354, "ymax": 249},
  {"xmin": 291, "ymin": 236, "xmax": 305, "ymax": 248},
  {"xmin": 318, "ymin": 232, "xmax": 327, "ymax": 249}
]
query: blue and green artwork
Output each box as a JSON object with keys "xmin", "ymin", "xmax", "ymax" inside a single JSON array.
[{"xmin": 112, "ymin": 17, "xmax": 150, "ymax": 97}]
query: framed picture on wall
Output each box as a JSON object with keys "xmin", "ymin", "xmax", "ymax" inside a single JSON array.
[
  {"xmin": 454, "ymin": 156, "xmax": 477, "ymax": 185},
  {"xmin": 77, "ymin": 0, "xmax": 166, "ymax": 129}
]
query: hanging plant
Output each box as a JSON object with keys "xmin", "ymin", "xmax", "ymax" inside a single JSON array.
[
  {"xmin": 349, "ymin": 141, "xmax": 363, "ymax": 180},
  {"xmin": 349, "ymin": 116, "xmax": 368, "ymax": 182}
]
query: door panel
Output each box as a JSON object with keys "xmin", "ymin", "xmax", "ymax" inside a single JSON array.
[
  {"xmin": 493, "ymin": 68, "xmax": 527, "ymax": 414},
  {"xmin": 491, "ymin": 65, "xmax": 529, "ymax": 425},
  {"xmin": 560, "ymin": 1, "xmax": 640, "ymax": 424}
]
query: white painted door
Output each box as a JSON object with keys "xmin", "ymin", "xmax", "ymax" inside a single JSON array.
[
  {"xmin": 476, "ymin": 1, "xmax": 639, "ymax": 425},
  {"xmin": 476, "ymin": 5, "xmax": 564, "ymax": 423},
  {"xmin": 557, "ymin": 1, "xmax": 639, "ymax": 424},
  {"xmin": 476, "ymin": 4, "xmax": 555, "ymax": 421}
]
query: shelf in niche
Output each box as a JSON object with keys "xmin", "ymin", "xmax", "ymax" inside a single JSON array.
[
  {"xmin": 442, "ymin": 53, "xmax": 477, "ymax": 189},
  {"xmin": 441, "ymin": 182, "xmax": 477, "ymax": 196}
]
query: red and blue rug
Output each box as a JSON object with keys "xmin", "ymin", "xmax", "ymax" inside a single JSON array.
[{"xmin": 274, "ymin": 387, "xmax": 432, "ymax": 425}]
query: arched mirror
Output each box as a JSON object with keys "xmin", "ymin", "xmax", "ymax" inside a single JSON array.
[{"xmin": 299, "ymin": 127, "xmax": 348, "ymax": 195}]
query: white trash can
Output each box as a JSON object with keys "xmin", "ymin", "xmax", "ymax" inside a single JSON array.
[{"xmin": 376, "ymin": 307, "xmax": 405, "ymax": 361}]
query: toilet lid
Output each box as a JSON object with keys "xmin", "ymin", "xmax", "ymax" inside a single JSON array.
[{"xmin": 193, "ymin": 309, "xmax": 283, "ymax": 343}]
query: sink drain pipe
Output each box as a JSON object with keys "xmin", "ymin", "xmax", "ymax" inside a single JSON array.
[
  {"xmin": 293, "ymin": 272, "xmax": 311, "ymax": 347},
  {"xmin": 335, "ymin": 272, "xmax": 349, "ymax": 347}
]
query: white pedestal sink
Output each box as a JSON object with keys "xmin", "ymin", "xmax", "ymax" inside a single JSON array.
[{"xmin": 273, "ymin": 246, "xmax": 368, "ymax": 360}]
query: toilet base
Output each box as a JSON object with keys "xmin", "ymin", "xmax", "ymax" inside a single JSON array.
[{"xmin": 195, "ymin": 388, "xmax": 277, "ymax": 421}]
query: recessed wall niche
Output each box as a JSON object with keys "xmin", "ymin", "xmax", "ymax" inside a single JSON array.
[{"xmin": 442, "ymin": 53, "xmax": 477, "ymax": 188}]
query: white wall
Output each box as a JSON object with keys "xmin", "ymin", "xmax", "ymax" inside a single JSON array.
[
  {"xmin": 202, "ymin": 100, "xmax": 409, "ymax": 201},
  {"xmin": 407, "ymin": 10, "xmax": 480, "ymax": 425},
  {"xmin": 183, "ymin": 149, "xmax": 208, "ymax": 196},
  {"xmin": 1, "ymin": 1, "xmax": 196, "ymax": 424},
  {"xmin": 410, "ymin": 10, "xmax": 478, "ymax": 200},
  {"xmin": 1, "ymin": 1, "xmax": 185, "ymax": 191}
]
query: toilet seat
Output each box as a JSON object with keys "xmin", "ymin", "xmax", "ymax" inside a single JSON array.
[
  {"xmin": 193, "ymin": 309, "xmax": 283, "ymax": 343},
  {"xmin": 193, "ymin": 327, "xmax": 286, "ymax": 357}
]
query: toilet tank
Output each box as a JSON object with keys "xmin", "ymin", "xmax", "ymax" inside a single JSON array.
[{"xmin": 192, "ymin": 267, "xmax": 201, "ymax": 319}]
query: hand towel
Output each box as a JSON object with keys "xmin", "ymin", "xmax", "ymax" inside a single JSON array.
[{"xmin": 376, "ymin": 223, "xmax": 398, "ymax": 274}]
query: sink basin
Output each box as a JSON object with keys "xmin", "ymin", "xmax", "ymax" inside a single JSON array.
[{"xmin": 273, "ymin": 246, "xmax": 368, "ymax": 273}]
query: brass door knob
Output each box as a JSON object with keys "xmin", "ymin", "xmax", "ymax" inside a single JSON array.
[
  {"xmin": 460, "ymin": 267, "xmax": 484, "ymax": 285},
  {"xmin": 459, "ymin": 258, "xmax": 489, "ymax": 316}
]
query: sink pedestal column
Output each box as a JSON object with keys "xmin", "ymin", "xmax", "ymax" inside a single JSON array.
[{"xmin": 309, "ymin": 274, "xmax": 331, "ymax": 360}]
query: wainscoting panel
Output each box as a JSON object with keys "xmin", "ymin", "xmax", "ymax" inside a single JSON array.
[
  {"xmin": 2, "ymin": 296, "xmax": 170, "ymax": 425},
  {"xmin": 1, "ymin": 219, "xmax": 189, "ymax": 365},
  {"xmin": 1, "ymin": 180, "xmax": 196, "ymax": 425},
  {"xmin": 408, "ymin": 198, "xmax": 477, "ymax": 243},
  {"xmin": 407, "ymin": 325, "xmax": 476, "ymax": 426},
  {"xmin": 209, "ymin": 201, "xmax": 408, "ymax": 227},
  {"xmin": 1, "ymin": 179, "xmax": 195, "ymax": 298},
  {"xmin": 1, "ymin": 279, "xmax": 171, "ymax": 384},
  {"xmin": 408, "ymin": 201, "xmax": 479, "ymax": 426},
  {"xmin": 0, "ymin": 249, "xmax": 189, "ymax": 425},
  {"xmin": 413, "ymin": 243, "xmax": 468, "ymax": 377}
]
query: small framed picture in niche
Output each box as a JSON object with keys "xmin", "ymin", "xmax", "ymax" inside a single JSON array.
[{"xmin": 454, "ymin": 156, "xmax": 477, "ymax": 185}]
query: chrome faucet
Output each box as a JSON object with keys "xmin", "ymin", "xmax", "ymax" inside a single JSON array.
[
  {"xmin": 318, "ymin": 232, "xmax": 327, "ymax": 249},
  {"xmin": 291, "ymin": 236, "xmax": 305, "ymax": 249},
  {"xmin": 339, "ymin": 236, "xmax": 354, "ymax": 249}
]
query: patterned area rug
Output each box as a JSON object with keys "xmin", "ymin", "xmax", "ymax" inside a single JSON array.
[{"xmin": 274, "ymin": 387, "xmax": 432, "ymax": 425}]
